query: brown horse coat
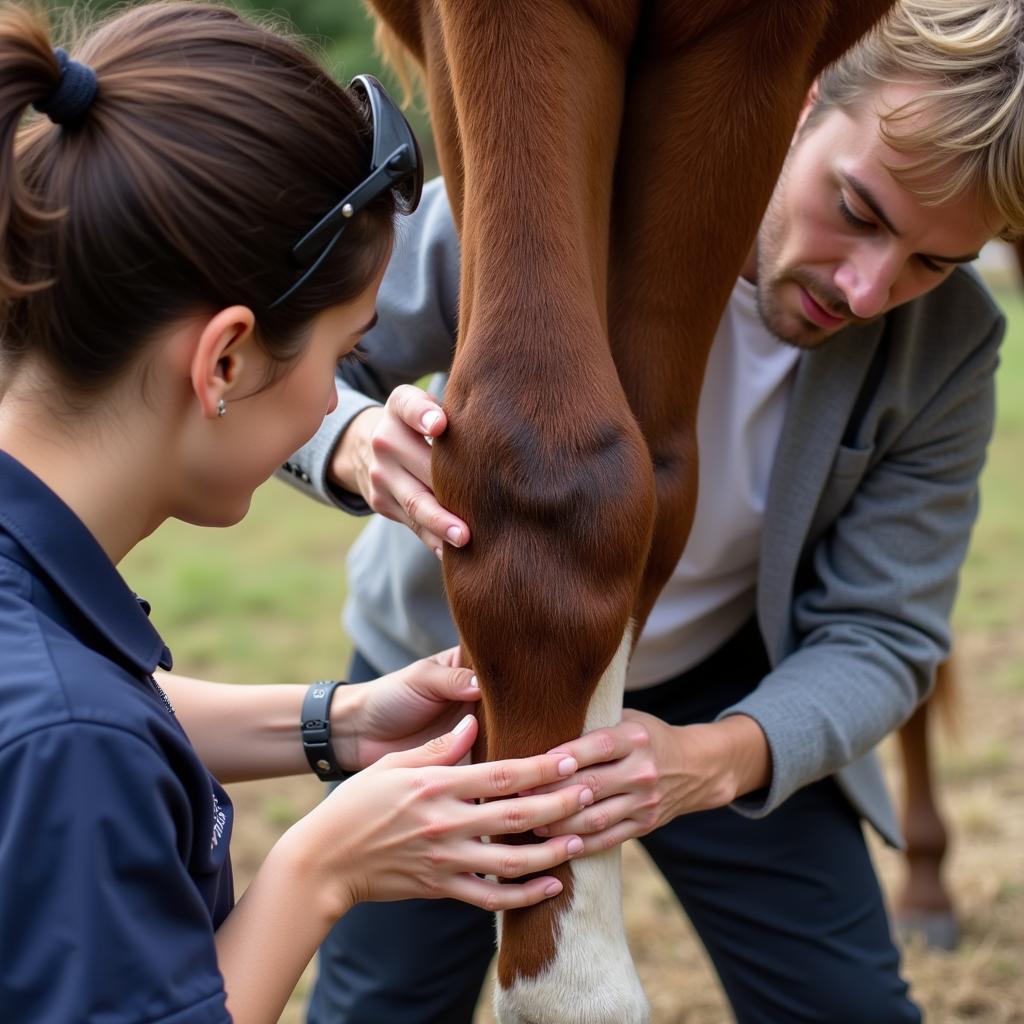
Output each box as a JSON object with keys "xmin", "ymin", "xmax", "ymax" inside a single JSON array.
[{"xmin": 365, "ymin": 3, "xmax": 896, "ymax": 1020}]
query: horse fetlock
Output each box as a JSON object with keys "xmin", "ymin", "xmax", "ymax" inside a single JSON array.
[
  {"xmin": 494, "ymin": 963, "xmax": 650, "ymax": 1024},
  {"xmin": 494, "ymin": 845, "xmax": 649, "ymax": 1024}
]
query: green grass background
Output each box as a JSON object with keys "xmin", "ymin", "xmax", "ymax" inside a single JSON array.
[
  {"xmin": 955, "ymin": 289, "xmax": 1024, "ymax": 636},
  {"xmin": 121, "ymin": 487, "xmax": 363, "ymax": 683}
]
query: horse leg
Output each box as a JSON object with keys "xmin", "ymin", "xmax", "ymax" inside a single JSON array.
[
  {"xmin": 440, "ymin": 349, "xmax": 656, "ymax": 1024},
  {"xmin": 609, "ymin": 0, "xmax": 896, "ymax": 628},
  {"xmin": 416, "ymin": 5, "xmax": 656, "ymax": 1023},
  {"xmin": 894, "ymin": 658, "xmax": 959, "ymax": 950},
  {"xmin": 490, "ymin": 628, "xmax": 646, "ymax": 1024}
]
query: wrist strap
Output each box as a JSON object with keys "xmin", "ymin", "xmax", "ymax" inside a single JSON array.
[{"xmin": 301, "ymin": 680, "xmax": 349, "ymax": 782}]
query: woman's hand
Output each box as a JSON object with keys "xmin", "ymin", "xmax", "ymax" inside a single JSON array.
[
  {"xmin": 331, "ymin": 384, "xmax": 469, "ymax": 556},
  {"xmin": 291, "ymin": 714, "xmax": 593, "ymax": 913},
  {"xmin": 527, "ymin": 710, "xmax": 771, "ymax": 854},
  {"xmin": 333, "ymin": 646, "xmax": 480, "ymax": 770}
]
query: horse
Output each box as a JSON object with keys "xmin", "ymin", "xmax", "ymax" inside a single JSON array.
[
  {"xmin": 363, "ymin": 3, "xmax": 897, "ymax": 1021},
  {"xmin": 894, "ymin": 656, "xmax": 960, "ymax": 951}
]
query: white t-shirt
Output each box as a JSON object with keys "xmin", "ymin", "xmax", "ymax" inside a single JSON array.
[{"xmin": 626, "ymin": 277, "xmax": 800, "ymax": 689}]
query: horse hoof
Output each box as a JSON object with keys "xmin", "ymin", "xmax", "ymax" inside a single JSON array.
[{"xmin": 895, "ymin": 911, "xmax": 960, "ymax": 951}]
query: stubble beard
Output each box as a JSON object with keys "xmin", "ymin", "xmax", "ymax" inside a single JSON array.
[
  {"xmin": 751, "ymin": 180, "xmax": 860, "ymax": 350},
  {"xmin": 753, "ymin": 229, "xmax": 833, "ymax": 350},
  {"xmin": 755, "ymin": 269, "xmax": 835, "ymax": 350}
]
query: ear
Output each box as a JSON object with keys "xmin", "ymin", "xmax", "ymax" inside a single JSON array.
[
  {"xmin": 189, "ymin": 306, "xmax": 257, "ymax": 419},
  {"xmin": 794, "ymin": 79, "xmax": 821, "ymax": 137}
]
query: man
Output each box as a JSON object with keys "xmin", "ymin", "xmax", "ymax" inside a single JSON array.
[{"xmin": 281, "ymin": 1, "xmax": 1021, "ymax": 1020}]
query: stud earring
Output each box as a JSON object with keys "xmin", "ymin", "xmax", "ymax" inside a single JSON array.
[{"xmin": 217, "ymin": 398, "xmax": 227, "ymax": 418}]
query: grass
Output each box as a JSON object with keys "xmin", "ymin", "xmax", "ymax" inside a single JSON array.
[{"xmin": 121, "ymin": 482, "xmax": 364, "ymax": 682}]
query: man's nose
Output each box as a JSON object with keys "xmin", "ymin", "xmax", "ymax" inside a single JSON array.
[{"xmin": 834, "ymin": 250, "xmax": 897, "ymax": 319}]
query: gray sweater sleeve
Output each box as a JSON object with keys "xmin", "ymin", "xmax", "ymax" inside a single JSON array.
[{"xmin": 278, "ymin": 178, "xmax": 461, "ymax": 512}]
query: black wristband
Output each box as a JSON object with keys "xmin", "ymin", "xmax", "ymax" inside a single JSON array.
[{"xmin": 301, "ymin": 680, "xmax": 350, "ymax": 782}]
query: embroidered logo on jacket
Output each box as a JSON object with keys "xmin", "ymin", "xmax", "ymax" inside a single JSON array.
[{"xmin": 211, "ymin": 792, "xmax": 227, "ymax": 850}]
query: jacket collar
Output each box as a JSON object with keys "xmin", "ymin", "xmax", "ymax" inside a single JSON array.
[{"xmin": 0, "ymin": 449, "xmax": 172, "ymax": 675}]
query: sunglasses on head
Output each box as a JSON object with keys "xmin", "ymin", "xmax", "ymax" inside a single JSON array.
[{"xmin": 269, "ymin": 74, "xmax": 423, "ymax": 310}]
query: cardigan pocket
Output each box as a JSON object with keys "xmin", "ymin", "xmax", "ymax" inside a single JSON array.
[
  {"xmin": 830, "ymin": 441, "xmax": 876, "ymax": 481},
  {"xmin": 806, "ymin": 443, "xmax": 877, "ymax": 544}
]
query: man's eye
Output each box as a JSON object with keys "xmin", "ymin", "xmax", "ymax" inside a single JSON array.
[
  {"xmin": 837, "ymin": 195, "xmax": 874, "ymax": 229},
  {"xmin": 917, "ymin": 256, "xmax": 948, "ymax": 275}
]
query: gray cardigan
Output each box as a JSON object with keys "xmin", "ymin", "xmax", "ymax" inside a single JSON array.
[{"xmin": 283, "ymin": 179, "xmax": 1002, "ymax": 847}]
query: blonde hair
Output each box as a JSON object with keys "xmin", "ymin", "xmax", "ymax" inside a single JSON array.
[{"xmin": 813, "ymin": 0, "xmax": 1024, "ymax": 239}]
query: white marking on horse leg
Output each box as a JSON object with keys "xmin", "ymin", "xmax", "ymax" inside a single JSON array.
[{"xmin": 494, "ymin": 624, "xmax": 650, "ymax": 1024}]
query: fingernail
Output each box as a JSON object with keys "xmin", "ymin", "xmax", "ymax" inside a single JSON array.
[
  {"xmin": 557, "ymin": 757, "xmax": 577, "ymax": 776},
  {"xmin": 445, "ymin": 526, "xmax": 463, "ymax": 545},
  {"xmin": 433, "ymin": 547, "xmax": 443, "ymax": 561},
  {"xmin": 453, "ymin": 714, "xmax": 474, "ymax": 735},
  {"xmin": 535, "ymin": 826, "xmax": 549, "ymax": 837},
  {"xmin": 579, "ymin": 788, "xmax": 594, "ymax": 807},
  {"xmin": 468, "ymin": 675, "xmax": 479, "ymax": 689},
  {"xmin": 567, "ymin": 838, "xmax": 584, "ymax": 855},
  {"xmin": 544, "ymin": 880, "xmax": 563, "ymax": 897},
  {"xmin": 422, "ymin": 411, "xmax": 442, "ymax": 431}
]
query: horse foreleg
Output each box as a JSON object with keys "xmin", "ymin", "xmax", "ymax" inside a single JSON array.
[
  {"xmin": 494, "ymin": 627, "xmax": 646, "ymax": 1024},
  {"xmin": 894, "ymin": 659, "xmax": 959, "ymax": 951},
  {"xmin": 434, "ymin": 383, "xmax": 655, "ymax": 1024},
  {"xmin": 424, "ymin": 4, "xmax": 654, "ymax": 1020},
  {"xmin": 609, "ymin": 1, "xmax": 878, "ymax": 626}
]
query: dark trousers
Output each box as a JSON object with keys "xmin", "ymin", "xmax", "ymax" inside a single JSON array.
[{"xmin": 307, "ymin": 620, "xmax": 921, "ymax": 1024}]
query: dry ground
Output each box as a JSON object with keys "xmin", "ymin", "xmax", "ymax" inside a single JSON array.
[{"xmin": 227, "ymin": 620, "xmax": 1023, "ymax": 1024}]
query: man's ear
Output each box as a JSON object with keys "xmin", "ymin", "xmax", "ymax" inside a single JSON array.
[
  {"xmin": 189, "ymin": 306, "xmax": 257, "ymax": 419},
  {"xmin": 794, "ymin": 79, "xmax": 821, "ymax": 138}
]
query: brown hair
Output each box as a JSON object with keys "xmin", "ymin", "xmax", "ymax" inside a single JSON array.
[{"xmin": 0, "ymin": 1, "xmax": 397, "ymax": 397}]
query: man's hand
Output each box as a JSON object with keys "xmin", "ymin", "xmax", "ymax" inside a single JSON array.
[
  {"xmin": 529, "ymin": 710, "xmax": 771, "ymax": 854},
  {"xmin": 333, "ymin": 646, "xmax": 481, "ymax": 770},
  {"xmin": 329, "ymin": 384, "xmax": 470, "ymax": 557}
]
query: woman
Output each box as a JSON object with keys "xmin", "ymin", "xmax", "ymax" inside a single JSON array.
[{"xmin": 0, "ymin": 4, "xmax": 590, "ymax": 1021}]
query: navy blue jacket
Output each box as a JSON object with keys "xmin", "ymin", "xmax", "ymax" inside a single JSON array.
[{"xmin": 0, "ymin": 451, "xmax": 233, "ymax": 1022}]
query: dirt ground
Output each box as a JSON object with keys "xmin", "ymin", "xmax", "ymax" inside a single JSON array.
[{"xmin": 227, "ymin": 621, "xmax": 1023, "ymax": 1024}]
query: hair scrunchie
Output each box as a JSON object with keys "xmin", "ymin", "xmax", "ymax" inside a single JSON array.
[{"xmin": 33, "ymin": 48, "xmax": 97, "ymax": 127}]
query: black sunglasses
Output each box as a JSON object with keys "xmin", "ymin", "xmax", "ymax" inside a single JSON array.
[{"xmin": 269, "ymin": 74, "xmax": 423, "ymax": 310}]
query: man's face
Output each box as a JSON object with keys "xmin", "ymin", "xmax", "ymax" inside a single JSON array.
[{"xmin": 753, "ymin": 83, "xmax": 1000, "ymax": 348}]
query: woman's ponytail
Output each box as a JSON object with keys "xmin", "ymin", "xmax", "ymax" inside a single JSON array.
[
  {"xmin": 0, "ymin": 6, "xmax": 62, "ymax": 301},
  {"xmin": 1, "ymin": 1, "xmax": 400, "ymax": 400}
]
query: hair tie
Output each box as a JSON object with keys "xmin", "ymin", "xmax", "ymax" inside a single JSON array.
[{"xmin": 33, "ymin": 48, "xmax": 97, "ymax": 127}]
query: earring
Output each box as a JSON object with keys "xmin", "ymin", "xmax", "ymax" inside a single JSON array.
[{"xmin": 217, "ymin": 398, "xmax": 227, "ymax": 418}]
